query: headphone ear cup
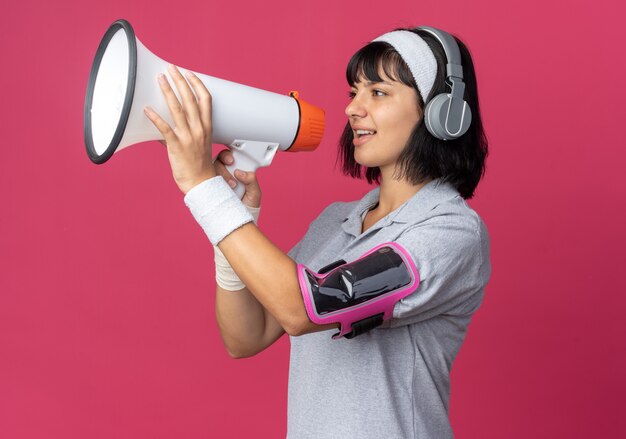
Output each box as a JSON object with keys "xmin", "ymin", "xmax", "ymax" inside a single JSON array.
[
  {"xmin": 424, "ymin": 93, "xmax": 452, "ymax": 140},
  {"xmin": 424, "ymin": 93, "xmax": 472, "ymax": 140}
]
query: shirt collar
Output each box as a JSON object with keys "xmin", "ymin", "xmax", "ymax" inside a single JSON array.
[{"xmin": 341, "ymin": 179, "xmax": 460, "ymax": 236}]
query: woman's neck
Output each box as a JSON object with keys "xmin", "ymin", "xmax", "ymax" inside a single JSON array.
[
  {"xmin": 361, "ymin": 174, "xmax": 429, "ymax": 234},
  {"xmin": 373, "ymin": 167, "xmax": 431, "ymax": 216}
]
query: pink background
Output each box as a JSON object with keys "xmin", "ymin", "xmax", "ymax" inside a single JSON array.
[{"xmin": 1, "ymin": 0, "xmax": 625, "ymax": 437}]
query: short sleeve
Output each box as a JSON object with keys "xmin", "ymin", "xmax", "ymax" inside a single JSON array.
[
  {"xmin": 287, "ymin": 238, "xmax": 304, "ymax": 261},
  {"xmin": 387, "ymin": 210, "xmax": 491, "ymax": 327}
]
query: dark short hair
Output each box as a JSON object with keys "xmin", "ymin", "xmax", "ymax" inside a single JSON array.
[{"xmin": 337, "ymin": 28, "xmax": 488, "ymax": 199}]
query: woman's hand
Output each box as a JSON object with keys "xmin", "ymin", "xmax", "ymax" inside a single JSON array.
[
  {"xmin": 213, "ymin": 149, "xmax": 263, "ymax": 209},
  {"xmin": 144, "ymin": 64, "xmax": 216, "ymax": 194}
]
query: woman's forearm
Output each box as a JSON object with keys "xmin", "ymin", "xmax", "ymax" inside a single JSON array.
[
  {"xmin": 217, "ymin": 222, "xmax": 338, "ymax": 336},
  {"xmin": 215, "ymin": 284, "xmax": 285, "ymax": 358}
]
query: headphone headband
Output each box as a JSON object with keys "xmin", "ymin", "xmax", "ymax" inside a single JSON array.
[{"xmin": 416, "ymin": 26, "xmax": 464, "ymax": 80}]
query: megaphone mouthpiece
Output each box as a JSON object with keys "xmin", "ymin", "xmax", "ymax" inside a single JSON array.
[{"xmin": 288, "ymin": 91, "xmax": 326, "ymax": 152}]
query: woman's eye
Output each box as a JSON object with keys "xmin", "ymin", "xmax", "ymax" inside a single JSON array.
[
  {"xmin": 374, "ymin": 89, "xmax": 386, "ymax": 97},
  {"xmin": 347, "ymin": 91, "xmax": 356, "ymax": 99}
]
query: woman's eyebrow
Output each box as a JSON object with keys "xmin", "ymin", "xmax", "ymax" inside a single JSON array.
[
  {"xmin": 363, "ymin": 80, "xmax": 392, "ymax": 86},
  {"xmin": 352, "ymin": 80, "xmax": 392, "ymax": 88}
]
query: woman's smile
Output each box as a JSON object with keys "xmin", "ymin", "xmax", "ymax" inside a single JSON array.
[{"xmin": 352, "ymin": 126, "xmax": 377, "ymax": 146}]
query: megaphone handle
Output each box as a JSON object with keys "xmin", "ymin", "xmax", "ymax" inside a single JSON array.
[{"xmin": 223, "ymin": 140, "xmax": 280, "ymax": 199}]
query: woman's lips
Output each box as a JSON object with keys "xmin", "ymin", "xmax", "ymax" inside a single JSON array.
[
  {"xmin": 353, "ymin": 133, "xmax": 374, "ymax": 146},
  {"xmin": 353, "ymin": 129, "xmax": 376, "ymax": 147}
]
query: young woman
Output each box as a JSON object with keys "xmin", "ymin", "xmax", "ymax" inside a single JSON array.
[{"xmin": 145, "ymin": 26, "xmax": 490, "ymax": 439}]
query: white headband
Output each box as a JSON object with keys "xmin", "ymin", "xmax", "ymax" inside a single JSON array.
[{"xmin": 372, "ymin": 30, "xmax": 437, "ymax": 103}]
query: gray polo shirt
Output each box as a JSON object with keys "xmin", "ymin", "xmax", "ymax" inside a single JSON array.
[{"xmin": 286, "ymin": 179, "xmax": 491, "ymax": 439}]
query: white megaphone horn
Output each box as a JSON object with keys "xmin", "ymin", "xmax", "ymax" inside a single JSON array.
[{"xmin": 84, "ymin": 19, "xmax": 325, "ymax": 198}]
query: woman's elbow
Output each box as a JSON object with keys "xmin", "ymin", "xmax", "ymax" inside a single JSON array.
[
  {"xmin": 284, "ymin": 323, "xmax": 306, "ymax": 337},
  {"xmin": 225, "ymin": 345, "xmax": 262, "ymax": 359},
  {"xmin": 275, "ymin": 310, "xmax": 300, "ymax": 336},
  {"xmin": 227, "ymin": 350, "xmax": 252, "ymax": 360},
  {"xmin": 221, "ymin": 336, "xmax": 266, "ymax": 359},
  {"xmin": 281, "ymin": 312, "xmax": 317, "ymax": 337},
  {"xmin": 282, "ymin": 313, "xmax": 340, "ymax": 337}
]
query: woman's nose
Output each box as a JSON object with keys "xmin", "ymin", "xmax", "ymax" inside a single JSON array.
[{"xmin": 345, "ymin": 94, "xmax": 367, "ymax": 118}]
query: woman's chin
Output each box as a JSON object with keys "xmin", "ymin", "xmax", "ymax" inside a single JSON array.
[
  {"xmin": 353, "ymin": 152, "xmax": 377, "ymax": 168},
  {"xmin": 354, "ymin": 154, "xmax": 389, "ymax": 170}
]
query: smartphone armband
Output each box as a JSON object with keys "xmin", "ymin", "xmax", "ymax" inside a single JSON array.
[{"xmin": 297, "ymin": 242, "xmax": 420, "ymax": 339}]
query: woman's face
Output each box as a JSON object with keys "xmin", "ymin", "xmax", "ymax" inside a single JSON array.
[{"xmin": 345, "ymin": 68, "xmax": 421, "ymax": 171}]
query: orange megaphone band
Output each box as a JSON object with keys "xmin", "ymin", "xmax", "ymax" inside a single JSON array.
[{"xmin": 288, "ymin": 91, "xmax": 326, "ymax": 152}]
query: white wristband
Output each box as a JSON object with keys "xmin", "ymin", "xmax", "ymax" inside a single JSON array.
[
  {"xmin": 184, "ymin": 176, "xmax": 254, "ymax": 246},
  {"xmin": 213, "ymin": 205, "xmax": 260, "ymax": 291}
]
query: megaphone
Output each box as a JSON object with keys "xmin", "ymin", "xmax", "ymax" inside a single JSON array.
[{"xmin": 84, "ymin": 19, "xmax": 325, "ymax": 197}]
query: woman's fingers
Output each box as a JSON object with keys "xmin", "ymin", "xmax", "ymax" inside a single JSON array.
[
  {"xmin": 144, "ymin": 67, "xmax": 216, "ymax": 194},
  {"xmin": 213, "ymin": 150, "xmax": 236, "ymax": 188},
  {"xmin": 185, "ymin": 71, "xmax": 213, "ymax": 137},
  {"xmin": 157, "ymin": 69, "xmax": 189, "ymax": 135},
  {"xmin": 213, "ymin": 149, "xmax": 262, "ymax": 207},
  {"xmin": 144, "ymin": 106, "xmax": 178, "ymax": 147},
  {"xmin": 166, "ymin": 65, "xmax": 203, "ymax": 132},
  {"xmin": 216, "ymin": 149, "xmax": 234, "ymax": 166},
  {"xmin": 234, "ymin": 169, "xmax": 262, "ymax": 208}
]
